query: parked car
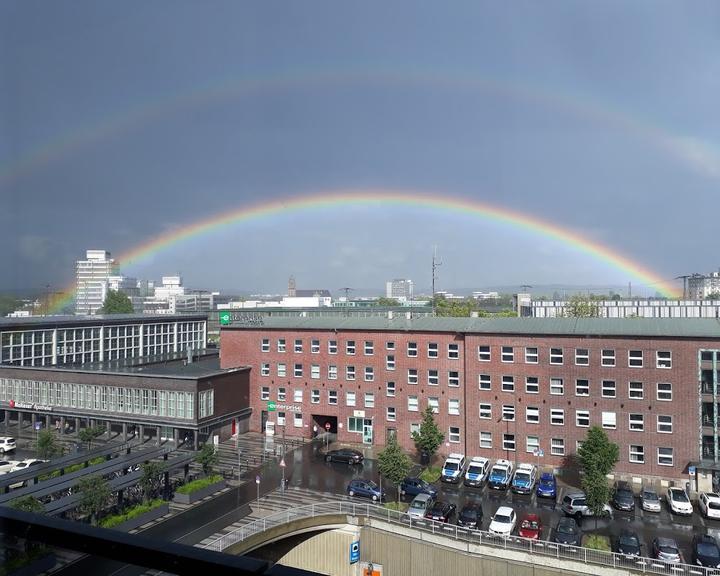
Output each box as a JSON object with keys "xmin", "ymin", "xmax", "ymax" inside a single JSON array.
[
  {"xmin": 641, "ymin": 487, "xmax": 661, "ymax": 513},
  {"xmin": 400, "ymin": 477, "xmax": 437, "ymax": 499},
  {"xmin": 408, "ymin": 493, "xmax": 435, "ymax": 519},
  {"xmin": 667, "ymin": 487, "xmax": 693, "ymax": 516},
  {"xmin": 464, "ymin": 456, "xmax": 490, "ymax": 487},
  {"xmin": 11, "ymin": 459, "xmax": 47, "ymax": 472},
  {"xmin": 553, "ymin": 517, "xmax": 581, "ymax": 546},
  {"xmin": 425, "ymin": 500, "xmax": 457, "ymax": 523},
  {"xmin": 0, "ymin": 437, "xmax": 16, "ymax": 454},
  {"xmin": 536, "ymin": 472, "xmax": 557, "ymax": 499},
  {"xmin": 457, "ymin": 502, "xmax": 483, "ymax": 529},
  {"xmin": 699, "ymin": 492, "xmax": 720, "ymax": 519},
  {"xmin": 518, "ymin": 513, "xmax": 542, "ymax": 540},
  {"xmin": 0, "ymin": 460, "xmax": 19, "ymax": 474},
  {"xmin": 611, "ymin": 481, "xmax": 636, "ymax": 512},
  {"xmin": 346, "ymin": 479, "xmax": 384, "ymax": 501},
  {"xmin": 488, "ymin": 459, "xmax": 514, "ymax": 490},
  {"xmin": 561, "ymin": 491, "xmax": 613, "ymax": 519},
  {"xmin": 488, "ymin": 506, "xmax": 516, "ymax": 536},
  {"xmin": 692, "ymin": 534, "xmax": 720, "ymax": 568},
  {"xmin": 324, "ymin": 448, "xmax": 363, "ymax": 464},
  {"xmin": 441, "ymin": 453, "xmax": 466, "ymax": 484},
  {"xmin": 511, "ymin": 463, "xmax": 537, "ymax": 494},
  {"xmin": 615, "ymin": 530, "xmax": 642, "ymax": 557},
  {"xmin": 652, "ymin": 537, "xmax": 683, "ymax": 563}
]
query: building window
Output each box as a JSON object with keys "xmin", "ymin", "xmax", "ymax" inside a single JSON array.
[
  {"xmin": 328, "ymin": 365, "xmax": 337, "ymax": 380},
  {"xmin": 449, "ymin": 427, "xmax": 461, "ymax": 443},
  {"xmin": 602, "ymin": 380, "xmax": 616, "ymax": 398},
  {"xmin": 311, "ymin": 389, "xmax": 320, "ymax": 404},
  {"xmin": 601, "ymin": 411, "xmax": 616, "ymax": 429},
  {"xmin": 348, "ymin": 417, "xmax": 364, "ymax": 433},
  {"xmin": 311, "ymin": 365, "xmax": 320, "ymax": 379},
  {"xmin": 479, "ymin": 374, "xmax": 491, "ymax": 390},
  {"xmin": 386, "ymin": 381, "xmax": 396, "ymax": 397},
  {"xmin": 408, "ymin": 395, "xmax": 419, "ymax": 412},
  {"xmin": 575, "ymin": 379, "xmax": 589, "ymax": 396},
  {"xmin": 503, "ymin": 434, "xmax": 516, "ymax": 451},
  {"xmin": 278, "ymin": 387, "xmax": 286, "ymax": 401},
  {"xmin": 479, "ymin": 403, "xmax": 492, "ymax": 419},
  {"xmin": 478, "ymin": 345, "xmax": 491, "ymax": 361},
  {"xmin": 364, "ymin": 341, "xmax": 374, "ymax": 355},
  {"xmin": 293, "ymin": 413, "xmax": 303, "ymax": 428},
  {"xmin": 501, "ymin": 375, "xmax": 514, "ymax": 392},
  {"xmin": 428, "ymin": 369, "xmax": 439, "ymax": 386},
  {"xmin": 657, "ymin": 382, "xmax": 672, "ymax": 401},
  {"xmin": 277, "ymin": 339, "xmax": 286, "ymax": 352},
  {"xmin": 629, "ymin": 413, "xmax": 644, "ymax": 431},
  {"xmin": 428, "ymin": 397, "xmax": 439, "ymax": 414},
  {"xmin": 294, "ymin": 339, "xmax": 303, "ymax": 353},
  {"xmin": 386, "ymin": 406, "xmax": 396, "ymax": 421},
  {"xmin": 480, "ymin": 431, "xmax": 492, "ymax": 449},
  {"xmin": 550, "ymin": 378, "xmax": 564, "ymax": 395},
  {"xmin": 550, "ymin": 348, "xmax": 563, "ymax": 365},
  {"xmin": 346, "ymin": 341, "xmax": 356, "ymax": 355},
  {"xmin": 576, "ymin": 440, "xmax": 584, "ymax": 452},
  {"xmin": 311, "ymin": 339, "xmax": 320, "ymax": 353},
  {"xmin": 502, "ymin": 404, "xmax": 515, "ymax": 421},
  {"xmin": 501, "ymin": 346, "xmax": 514, "ymax": 363},
  {"xmin": 630, "ymin": 445, "xmax": 645, "ymax": 464},
  {"xmin": 575, "ymin": 348, "xmax": 589, "ymax": 366},
  {"xmin": 277, "ymin": 363, "xmax": 287, "ymax": 377},
  {"xmin": 551, "ymin": 409, "xmax": 564, "ymax": 426},
  {"xmin": 293, "ymin": 364, "xmax": 303, "ymax": 379},
  {"xmin": 261, "ymin": 363, "xmax": 270, "ymax": 376},
  {"xmin": 408, "ymin": 369, "xmax": 418, "ymax": 385},
  {"xmin": 365, "ymin": 367, "xmax": 374, "ymax": 382},
  {"xmin": 525, "ymin": 376, "xmax": 539, "ymax": 394},
  {"xmin": 628, "ymin": 381, "xmax": 643, "ymax": 399},
  {"xmin": 407, "ymin": 342, "xmax": 417, "ymax": 357},
  {"xmin": 448, "ymin": 398, "xmax": 460, "ymax": 415},
  {"xmin": 525, "ymin": 347, "xmax": 538, "ymax": 364},
  {"xmin": 657, "ymin": 447, "xmax": 673, "ymax": 466},
  {"xmin": 428, "ymin": 343, "xmax": 438, "ymax": 358},
  {"xmin": 293, "ymin": 389, "xmax": 303, "ymax": 402},
  {"xmin": 448, "ymin": 371, "xmax": 460, "ymax": 387},
  {"xmin": 526, "ymin": 406, "xmax": 540, "ymax": 424},
  {"xmin": 261, "ymin": 339, "xmax": 270, "ymax": 352},
  {"xmin": 628, "ymin": 350, "xmax": 643, "ymax": 368},
  {"xmin": 551, "ymin": 438, "xmax": 565, "ymax": 456},
  {"xmin": 346, "ymin": 391, "xmax": 356, "ymax": 406},
  {"xmin": 410, "ymin": 422, "xmax": 420, "ymax": 437},
  {"xmin": 328, "ymin": 340, "xmax": 337, "ymax": 354},
  {"xmin": 346, "ymin": 366, "xmax": 356, "ymax": 380},
  {"xmin": 365, "ymin": 392, "xmax": 375, "ymax": 408},
  {"xmin": 277, "ymin": 412, "xmax": 285, "ymax": 426},
  {"xmin": 328, "ymin": 390, "xmax": 338, "ymax": 404},
  {"xmin": 386, "ymin": 341, "xmax": 395, "ymax": 351},
  {"xmin": 576, "ymin": 410, "xmax": 590, "ymax": 427},
  {"xmin": 526, "ymin": 436, "xmax": 539, "ymax": 453},
  {"xmin": 386, "ymin": 355, "xmax": 395, "ymax": 370},
  {"xmin": 657, "ymin": 415, "xmax": 673, "ymax": 433},
  {"xmin": 656, "ymin": 351, "xmax": 672, "ymax": 369},
  {"xmin": 448, "ymin": 343, "xmax": 460, "ymax": 359},
  {"xmin": 602, "ymin": 349, "xmax": 615, "ymax": 367},
  {"xmin": 261, "ymin": 387, "xmax": 270, "ymax": 401}
]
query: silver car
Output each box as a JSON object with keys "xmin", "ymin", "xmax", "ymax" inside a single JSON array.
[
  {"xmin": 641, "ymin": 487, "xmax": 661, "ymax": 512},
  {"xmin": 408, "ymin": 493, "xmax": 435, "ymax": 519}
]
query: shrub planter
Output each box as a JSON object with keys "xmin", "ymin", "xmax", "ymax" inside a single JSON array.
[
  {"xmin": 6, "ymin": 551, "xmax": 56, "ymax": 576},
  {"xmin": 173, "ymin": 479, "xmax": 226, "ymax": 505},
  {"xmin": 106, "ymin": 502, "xmax": 170, "ymax": 532}
]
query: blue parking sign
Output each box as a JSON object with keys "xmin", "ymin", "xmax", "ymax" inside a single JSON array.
[{"xmin": 350, "ymin": 541, "xmax": 360, "ymax": 564}]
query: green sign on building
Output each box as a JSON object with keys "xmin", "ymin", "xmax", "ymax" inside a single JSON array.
[
  {"xmin": 219, "ymin": 312, "xmax": 232, "ymax": 325},
  {"xmin": 267, "ymin": 401, "xmax": 277, "ymax": 412}
]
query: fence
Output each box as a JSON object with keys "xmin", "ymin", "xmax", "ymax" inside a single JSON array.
[{"xmin": 204, "ymin": 500, "xmax": 720, "ymax": 576}]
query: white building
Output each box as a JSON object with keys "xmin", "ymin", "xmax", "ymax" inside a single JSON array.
[
  {"xmin": 385, "ymin": 279, "xmax": 413, "ymax": 301},
  {"xmin": 76, "ymin": 250, "xmax": 118, "ymax": 315},
  {"xmin": 524, "ymin": 298, "xmax": 720, "ymax": 318},
  {"xmin": 688, "ymin": 271, "xmax": 720, "ymax": 300}
]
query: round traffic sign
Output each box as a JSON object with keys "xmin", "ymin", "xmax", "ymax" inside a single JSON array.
[{"xmin": 255, "ymin": 475, "xmax": 261, "ymax": 484}]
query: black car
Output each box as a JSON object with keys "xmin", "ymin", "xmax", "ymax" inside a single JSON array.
[
  {"xmin": 457, "ymin": 503, "xmax": 483, "ymax": 529},
  {"xmin": 692, "ymin": 534, "xmax": 720, "ymax": 568},
  {"xmin": 611, "ymin": 481, "xmax": 636, "ymax": 512},
  {"xmin": 553, "ymin": 517, "xmax": 581, "ymax": 546},
  {"xmin": 425, "ymin": 500, "xmax": 457, "ymax": 523},
  {"xmin": 324, "ymin": 448, "xmax": 363, "ymax": 464},
  {"xmin": 400, "ymin": 477, "xmax": 438, "ymax": 499},
  {"xmin": 615, "ymin": 530, "xmax": 642, "ymax": 557}
]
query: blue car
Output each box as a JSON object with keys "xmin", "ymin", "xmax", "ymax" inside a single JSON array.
[
  {"xmin": 347, "ymin": 479, "xmax": 386, "ymax": 502},
  {"xmin": 400, "ymin": 477, "xmax": 438, "ymax": 499},
  {"xmin": 536, "ymin": 472, "xmax": 557, "ymax": 499}
]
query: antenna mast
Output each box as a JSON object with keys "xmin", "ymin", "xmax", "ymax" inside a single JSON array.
[{"xmin": 432, "ymin": 246, "xmax": 442, "ymax": 316}]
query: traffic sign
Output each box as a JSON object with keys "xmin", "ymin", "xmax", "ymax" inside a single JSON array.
[
  {"xmin": 349, "ymin": 541, "xmax": 360, "ymax": 564},
  {"xmin": 219, "ymin": 312, "xmax": 232, "ymax": 325},
  {"xmin": 279, "ymin": 458, "xmax": 286, "ymax": 468},
  {"xmin": 255, "ymin": 475, "xmax": 261, "ymax": 484},
  {"xmin": 267, "ymin": 401, "xmax": 277, "ymax": 412},
  {"xmin": 325, "ymin": 422, "xmax": 331, "ymax": 431},
  {"xmin": 34, "ymin": 422, "xmax": 42, "ymax": 431},
  {"xmin": 689, "ymin": 466, "xmax": 696, "ymax": 477}
]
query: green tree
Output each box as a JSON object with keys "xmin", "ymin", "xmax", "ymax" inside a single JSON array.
[
  {"xmin": 411, "ymin": 406, "xmax": 444, "ymax": 461},
  {"xmin": 0, "ymin": 294, "xmax": 21, "ymax": 317},
  {"xmin": 10, "ymin": 496, "xmax": 44, "ymax": 513},
  {"xmin": 196, "ymin": 443, "xmax": 219, "ymax": 476},
  {"xmin": 706, "ymin": 292, "xmax": 720, "ymax": 300},
  {"xmin": 78, "ymin": 475, "xmax": 111, "ymax": 525},
  {"xmin": 78, "ymin": 425, "xmax": 105, "ymax": 451},
  {"xmin": 36, "ymin": 429, "xmax": 60, "ymax": 459},
  {"xmin": 377, "ymin": 297, "xmax": 400, "ymax": 306},
  {"xmin": 563, "ymin": 295, "xmax": 600, "ymax": 317},
  {"xmin": 582, "ymin": 471, "xmax": 612, "ymax": 527},
  {"xmin": 99, "ymin": 290, "xmax": 133, "ymax": 314},
  {"xmin": 377, "ymin": 435, "xmax": 412, "ymax": 504},
  {"xmin": 139, "ymin": 461, "xmax": 166, "ymax": 503},
  {"xmin": 577, "ymin": 426, "xmax": 618, "ymax": 526}
]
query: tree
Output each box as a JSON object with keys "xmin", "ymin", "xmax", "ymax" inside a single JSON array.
[
  {"xmin": 583, "ymin": 471, "xmax": 612, "ymax": 527},
  {"xmin": 139, "ymin": 461, "xmax": 166, "ymax": 503},
  {"xmin": 563, "ymin": 295, "xmax": 600, "ymax": 318},
  {"xmin": 196, "ymin": 443, "xmax": 219, "ymax": 476},
  {"xmin": 577, "ymin": 426, "xmax": 619, "ymax": 526},
  {"xmin": 411, "ymin": 406, "xmax": 444, "ymax": 462},
  {"xmin": 78, "ymin": 425, "xmax": 105, "ymax": 451},
  {"xmin": 99, "ymin": 290, "xmax": 133, "ymax": 314},
  {"xmin": 78, "ymin": 475, "xmax": 111, "ymax": 525},
  {"xmin": 377, "ymin": 435, "xmax": 412, "ymax": 504},
  {"xmin": 10, "ymin": 496, "xmax": 44, "ymax": 513},
  {"xmin": 377, "ymin": 297, "xmax": 400, "ymax": 306},
  {"xmin": 706, "ymin": 292, "xmax": 720, "ymax": 300},
  {"xmin": 36, "ymin": 429, "xmax": 60, "ymax": 459}
]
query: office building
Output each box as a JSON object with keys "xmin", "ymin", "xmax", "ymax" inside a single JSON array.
[
  {"xmin": 75, "ymin": 250, "xmax": 118, "ymax": 315},
  {"xmin": 386, "ymin": 279, "xmax": 413, "ymax": 301}
]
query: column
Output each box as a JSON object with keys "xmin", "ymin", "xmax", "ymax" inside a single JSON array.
[
  {"xmin": 74, "ymin": 417, "xmax": 80, "ymax": 435},
  {"xmin": 106, "ymin": 420, "xmax": 111, "ymax": 439},
  {"xmin": 60, "ymin": 416, "xmax": 65, "ymax": 435},
  {"xmin": 156, "ymin": 425, "xmax": 161, "ymax": 446},
  {"xmin": 173, "ymin": 428, "xmax": 179, "ymax": 445},
  {"xmin": 139, "ymin": 424, "xmax": 144, "ymax": 443},
  {"xmin": 31, "ymin": 413, "xmax": 37, "ymax": 429},
  {"xmin": 45, "ymin": 414, "xmax": 51, "ymax": 429},
  {"xmin": 17, "ymin": 411, "xmax": 23, "ymax": 433},
  {"xmin": 122, "ymin": 422, "xmax": 127, "ymax": 441}
]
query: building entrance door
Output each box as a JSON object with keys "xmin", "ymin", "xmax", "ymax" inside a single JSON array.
[{"xmin": 362, "ymin": 418, "xmax": 373, "ymax": 445}]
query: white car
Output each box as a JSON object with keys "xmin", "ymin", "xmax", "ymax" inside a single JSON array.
[
  {"xmin": 0, "ymin": 460, "xmax": 20, "ymax": 474},
  {"xmin": 667, "ymin": 487, "xmax": 693, "ymax": 516},
  {"xmin": 699, "ymin": 492, "xmax": 720, "ymax": 519},
  {"xmin": 489, "ymin": 506, "xmax": 517, "ymax": 536},
  {"xmin": 11, "ymin": 459, "xmax": 48, "ymax": 473},
  {"xmin": 0, "ymin": 437, "xmax": 16, "ymax": 453},
  {"xmin": 441, "ymin": 453, "xmax": 466, "ymax": 484}
]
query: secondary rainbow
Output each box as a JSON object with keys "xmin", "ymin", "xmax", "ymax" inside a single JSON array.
[{"xmin": 47, "ymin": 189, "xmax": 679, "ymax": 313}]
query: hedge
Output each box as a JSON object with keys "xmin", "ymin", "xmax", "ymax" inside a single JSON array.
[
  {"xmin": 99, "ymin": 499, "xmax": 165, "ymax": 529},
  {"xmin": 39, "ymin": 457, "xmax": 106, "ymax": 481},
  {"xmin": 175, "ymin": 475, "xmax": 223, "ymax": 495},
  {"xmin": 419, "ymin": 466, "xmax": 442, "ymax": 484}
]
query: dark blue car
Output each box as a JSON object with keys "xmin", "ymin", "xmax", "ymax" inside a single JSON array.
[
  {"xmin": 400, "ymin": 477, "xmax": 438, "ymax": 499},
  {"xmin": 536, "ymin": 472, "xmax": 557, "ymax": 499},
  {"xmin": 347, "ymin": 479, "xmax": 385, "ymax": 502}
]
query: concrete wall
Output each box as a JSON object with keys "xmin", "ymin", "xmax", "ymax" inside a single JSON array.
[{"xmin": 276, "ymin": 525, "xmax": 359, "ymax": 576}]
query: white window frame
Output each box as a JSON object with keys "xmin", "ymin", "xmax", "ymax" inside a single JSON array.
[
  {"xmin": 480, "ymin": 431, "xmax": 492, "ymax": 449},
  {"xmin": 629, "ymin": 444, "xmax": 645, "ymax": 464},
  {"xmin": 346, "ymin": 366, "xmax": 356, "ymax": 381},
  {"xmin": 407, "ymin": 342, "xmax": 418, "ymax": 357},
  {"xmin": 407, "ymin": 369, "xmax": 418, "ymax": 385},
  {"xmin": 657, "ymin": 447, "xmax": 673, "ymax": 466},
  {"xmin": 311, "ymin": 389, "xmax": 320, "ymax": 404},
  {"xmin": 525, "ymin": 347, "xmax": 538, "ymax": 364},
  {"xmin": 526, "ymin": 435, "xmax": 539, "ymax": 453},
  {"xmin": 601, "ymin": 349, "xmax": 615, "ymax": 367},
  {"xmin": 526, "ymin": 406, "xmax": 540, "ymax": 424},
  {"xmin": 293, "ymin": 364, "xmax": 303, "ymax": 377},
  {"xmin": 628, "ymin": 381, "xmax": 643, "ymax": 399},
  {"xmin": 550, "ymin": 377, "xmax": 564, "ymax": 395},
  {"xmin": 628, "ymin": 350, "xmax": 643, "ymax": 368},
  {"xmin": 657, "ymin": 382, "xmax": 672, "ymax": 401},
  {"xmin": 328, "ymin": 390, "xmax": 338, "ymax": 405},
  {"xmin": 501, "ymin": 375, "xmax": 514, "ymax": 392},
  {"xmin": 293, "ymin": 389, "xmax": 303, "ymax": 403},
  {"xmin": 386, "ymin": 406, "xmax": 396, "ymax": 421},
  {"xmin": 294, "ymin": 339, "xmax": 303, "ymax": 353},
  {"xmin": 328, "ymin": 340, "xmax": 337, "ymax": 354},
  {"xmin": 310, "ymin": 364, "xmax": 320, "ymax": 379},
  {"xmin": 575, "ymin": 379, "xmax": 589, "ymax": 396},
  {"xmin": 602, "ymin": 380, "xmax": 616, "ymax": 398},
  {"xmin": 525, "ymin": 376, "xmax": 539, "ymax": 394},
  {"xmin": 311, "ymin": 339, "xmax": 320, "ymax": 353},
  {"xmin": 503, "ymin": 434, "xmax": 516, "ymax": 452},
  {"xmin": 448, "ymin": 343, "xmax": 460, "ymax": 359},
  {"xmin": 501, "ymin": 346, "xmax": 514, "ymax": 363},
  {"xmin": 386, "ymin": 354, "xmax": 395, "ymax": 370},
  {"xmin": 261, "ymin": 386, "xmax": 270, "ymax": 401},
  {"xmin": 629, "ymin": 413, "xmax": 644, "ymax": 431},
  {"xmin": 502, "ymin": 404, "xmax": 515, "ymax": 421},
  {"xmin": 551, "ymin": 437, "xmax": 565, "ymax": 456},
  {"xmin": 576, "ymin": 410, "xmax": 590, "ymax": 427},
  {"xmin": 550, "ymin": 348, "xmax": 563, "ymax": 365},
  {"xmin": 346, "ymin": 341, "xmax": 356, "ymax": 355},
  {"xmin": 428, "ymin": 369, "xmax": 439, "ymax": 386},
  {"xmin": 346, "ymin": 391, "xmax": 356, "ymax": 407},
  {"xmin": 364, "ymin": 341, "xmax": 374, "ymax": 355},
  {"xmin": 328, "ymin": 365, "xmax": 337, "ymax": 380},
  {"xmin": 277, "ymin": 339, "xmax": 286, "ymax": 353},
  {"xmin": 550, "ymin": 409, "xmax": 564, "ymax": 426},
  {"xmin": 261, "ymin": 363, "xmax": 270, "ymax": 376},
  {"xmin": 278, "ymin": 387, "xmax": 286, "ymax": 401},
  {"xmin": 479, "ymin": 374, "xmax": 491, "ymax": 390},
  {"xmin": 575, "ymin": 348, "xmax": 589, "ymax": 366},
  {"xmin": 657, "ymin": 414, "xmax": 673, "ymax": 434},
  {"xmin": 261, "ymin": 339, "xmax": 270, "ymax": 352},
  {"xmin": 364, "ymin": 367, "xmax": 374, "ymax": 382},
  {"xmin": 407, "ymin": 395, "xmax": 419, "ymax": 412},
  {"xmin": 479, "ymin": 403, "xmax": 492, "ymax": 419},
  {"xmin": 293, "ymin": 412, "xmax": 303, "ymax": 428},
  {"xmin": 386, "ymin": 341, "xmax": 395, "ymax": 351},
  {"xmin": 449, "ymin": 426, "xmax": 461, "ymax": 443},
  {"xmin": 448, "ymin": 398, "xmax": 460, "ymax": 415},
  {"xmin": 277, "ymin": 363, "xmax": 287, "ymax": 377},
  {"xmin": 364, "ymin": 392, "xmax": 375, "ymax": 408},
  {"xmin": 601, "ymin": 411, "xmax": 616, "ymax": 430},
  {"xmin": 448, "ymin": 371, "xmax": 460, "ymax": 387},
  {"xmin": 386, "ymin": 381, "xmax": 396, "ymax": 397},
  {"xmin": 478, "ymin": 345, "xmax": 491, "ymax": 361},
  {"xmin": 427, "ymin": 342, "xmax": 439, "ymax": 358},
  {"xmin": 428, "ymin": 397, "xmax": 440, "ymax": 414},
  {"xmin": 656, "ymin": 350, "xmax": 672, "ymax": 369}
]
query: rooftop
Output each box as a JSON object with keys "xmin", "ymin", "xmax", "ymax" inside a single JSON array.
[{"xmin": 0, "ymin": 313, "xmax": 208, "ymax": 329}]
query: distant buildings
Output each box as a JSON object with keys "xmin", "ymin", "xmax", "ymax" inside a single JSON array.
[
  {"xmin": 688, "ymin": 271, "xmax": 720, "ymax": 300},
  {"xmin": 520, "ymin": 297, "xmax": 720, "ymax": 318},
  {"xmin": 75, "ymin": 250, "xmax": 118, "ymax": 315},
  {"xmin": 386, "ymin": 279, "xmax": 413, "ymax": 301}
]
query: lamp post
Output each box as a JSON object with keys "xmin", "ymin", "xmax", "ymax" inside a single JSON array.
[{"xmin": 280, "ymin": 457, "xmax": 286, "ymax": 492}]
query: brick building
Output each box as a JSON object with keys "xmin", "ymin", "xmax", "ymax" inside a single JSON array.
[{"xmin": 219, "ymin": 315, "xmax": 720, "ymax": 485}]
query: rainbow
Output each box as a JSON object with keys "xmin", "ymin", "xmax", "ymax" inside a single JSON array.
[{"xmin": 47, "ymin": 189, "xmax": 679, "ymax": 312}]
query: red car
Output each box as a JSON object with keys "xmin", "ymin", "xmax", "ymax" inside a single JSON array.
[{"xmin": 518, "ymin": 513, "xmax": 542, "ymax": 540}]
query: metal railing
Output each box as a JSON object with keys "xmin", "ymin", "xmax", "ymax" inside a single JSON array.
[{"xmin": 204, "ymin": 500, "xmax": 720, "ymax": 576}]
